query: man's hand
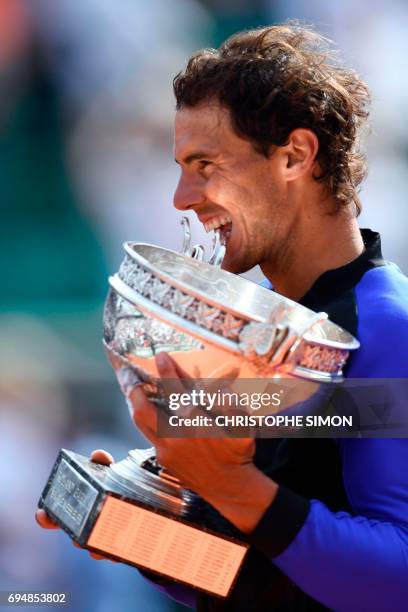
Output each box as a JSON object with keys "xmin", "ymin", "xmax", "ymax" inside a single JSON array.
[
  {"xmin": 118, "ymin": 353, "xmax": 278, "ymax": 534},
  {"xmin": 35, "ymin": 450, "xmax": 116, "ymax": 561}
]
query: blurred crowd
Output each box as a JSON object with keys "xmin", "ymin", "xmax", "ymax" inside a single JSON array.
[{"xmin": 0, "ymin": 1, "xmax": 407, "ymax": 611}]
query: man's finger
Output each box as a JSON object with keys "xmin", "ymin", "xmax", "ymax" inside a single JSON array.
[
  {"xmin": 90, "ymin": 449, "xmax": 115, "ymax": 465},
  {"xmin": 72, "ymin": 540, "xmax": 117, "ymax": 562},
  {"xmin": 35, "ymin": 508, "xmax": 59, "ymax": 529},
  {"xmin": 115, "ymin": 366, "xmax": 145, "ymax": 399},
  {"xmin": 89, "ymin": 551, "xmax": 109, "ymax": 561},
  {"xmin": 168, "ymin": 356, "xmax": 194, "ymax": 384},
  {"xmin": 155, "ymin": 353, "xmax": 186, "ymax": 398},
  {"xmin": 128, "ymin": 387, "xmax": 160, "ymax": 445},
  {"xmin": 129, "ymin": 387, "xmax": 157, "ymax": 430}
]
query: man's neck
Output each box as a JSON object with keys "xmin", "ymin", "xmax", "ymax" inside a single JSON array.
[{"xmin": 261, "ymin": 208, "xmax": 365, "ymax": 301}]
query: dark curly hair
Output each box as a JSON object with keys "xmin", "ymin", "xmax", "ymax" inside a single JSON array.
[{"xmin": 173, "ymin": 23, "xmax": 371, "ymax": 213}]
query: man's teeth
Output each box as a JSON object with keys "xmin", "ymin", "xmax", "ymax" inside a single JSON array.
[{"xmin": 204, "ymin": 215, "xmax": 232, "ymax": 233}]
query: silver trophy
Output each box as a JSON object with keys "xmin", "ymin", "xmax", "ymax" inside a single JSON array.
[{"xmin": 39, "ymin": 219, "xmax": 359, "ymax": 598}]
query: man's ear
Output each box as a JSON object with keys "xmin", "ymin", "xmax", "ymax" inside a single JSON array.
[{"xmin": 283, "ymin": 128, "xmax": 319, "ymax": 180}]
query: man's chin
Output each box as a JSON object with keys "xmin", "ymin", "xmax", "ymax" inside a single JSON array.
[{"xmin": 221, "ymin": 253, "xmax": 250, "ymax": 275}]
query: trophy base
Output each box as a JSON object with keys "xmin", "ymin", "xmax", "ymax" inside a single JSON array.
[{"xmin": 39, "ymin": 449, "xmax": 248, "ymax": 598}]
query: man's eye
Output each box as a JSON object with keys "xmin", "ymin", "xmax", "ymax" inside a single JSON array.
[{"xmin": 198, "ymin": 160, "xmax": 211, "ymax": 170}]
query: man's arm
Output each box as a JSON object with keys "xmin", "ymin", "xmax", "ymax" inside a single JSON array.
[
  {"xmin": 127, "ymin": 354, "xmax": 408, "ymax": 611},
  {"xmin": 246, "ymin": 437, "xmax": 408, "ymax": 612},
  {"xmin": 139, "ymin": 439, "xmax": 408, "ymax": 611}
]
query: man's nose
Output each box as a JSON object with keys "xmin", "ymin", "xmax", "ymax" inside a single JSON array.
[{"xmin": 173, "ymin": 175, "xmax": 205, "ymax": 211}]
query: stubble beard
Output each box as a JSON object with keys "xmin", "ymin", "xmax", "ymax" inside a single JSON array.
[
  {"xmin": 222, "ymin": 229, "xmax": 295, "ymax": 277},
  {"xmin": 259, "ymin": 217, "xmax": 297, "ymax": 282}
]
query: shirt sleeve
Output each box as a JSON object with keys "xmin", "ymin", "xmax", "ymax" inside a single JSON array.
[{"xmin": 246, "ymin": 438, "xmax": 408, "ymax": 612}]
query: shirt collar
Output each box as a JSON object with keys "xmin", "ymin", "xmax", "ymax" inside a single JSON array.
[{"xmin": 299, "ymin": 229, "xmax": 384, "ymax": 308}]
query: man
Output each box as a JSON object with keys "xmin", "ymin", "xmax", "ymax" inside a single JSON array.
[{"xmin": 37, "ymin": 24, "xmax": 408, "ymax": 611}]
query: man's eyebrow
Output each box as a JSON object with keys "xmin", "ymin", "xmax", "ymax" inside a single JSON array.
[{"xmin": 174, "ymin": 151, "xmax": 215, "ymax": 165}]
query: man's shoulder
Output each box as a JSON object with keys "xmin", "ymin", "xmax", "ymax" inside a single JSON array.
[
  {"xmin": 355, "ymin": 262, "xmax": 408, "ymax": 324},
  {"xmin": 349, "ymin": 263, "xmax": 408, "ymax": 377}
]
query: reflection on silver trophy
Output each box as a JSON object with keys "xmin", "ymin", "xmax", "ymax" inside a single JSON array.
[{"xmin": 38, "ymin": 219, "xmax": 359, "ymax": 597}]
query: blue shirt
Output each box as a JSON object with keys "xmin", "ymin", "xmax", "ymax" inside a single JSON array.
[
  {"xmin": 154, "ymin": 230, "xmax": 408, "ymax": 611},
  {"xmin": 246, "ymin": 230, "xmax": 408, "ymax": 612}
]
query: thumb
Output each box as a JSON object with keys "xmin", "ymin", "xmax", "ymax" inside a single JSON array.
[{"xmin": 155, "ymin": 353, "xmax": 186, "ymax": 398}]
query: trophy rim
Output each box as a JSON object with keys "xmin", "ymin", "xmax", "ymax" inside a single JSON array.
[
  {"xmin": 107, "ymin": 277, "xmax": 350, "ymax": 382},
  {"xmin": 121, "ymin": 241, "xmax": 359, "ymax": 352},
  {"xmin": 108, "ymin": 273, "xmax": 240, "ymax": 354},
  {"xmin": 104, "ymin": 242, "xmax": 362, "ymax": 382},
  {"xmin": 124, "ymin": 241, "xmax": 262, "ymax": 322}
]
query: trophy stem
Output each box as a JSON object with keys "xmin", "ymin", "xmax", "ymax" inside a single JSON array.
[{"xmin": 106, "ymin": 448, "xmax": 196, "ymax": 514}]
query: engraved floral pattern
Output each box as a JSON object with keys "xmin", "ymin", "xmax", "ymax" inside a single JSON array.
[
  {"xmin": 148, "ymin": 277, "xmax": 171, "ymax": 305},
  {"xmin": 170, "ymin": 291, "xmax": 195, "ymax": 318},
  {"xmin": 195, "ymin": 302, "xmax": 221, "ymax": 330},
  {"xmin": 116, "ymin": 255, "xmax": 349, "ymax": 376},
  {"xmin": 221, "ymin": 313, "xmax": 244, "ymax": 339},
  {"xmin": 294, "ymin": 344, "xmax": 348, "ymax": 374}
]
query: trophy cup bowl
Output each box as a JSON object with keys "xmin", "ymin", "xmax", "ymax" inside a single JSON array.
[
  {"xmin": 104, "ymin": 239, "xmax": 358, "ymax": 385},
  {"xmin": 39, "ymin": 225, "xmax": 359, "ymax": 598}
]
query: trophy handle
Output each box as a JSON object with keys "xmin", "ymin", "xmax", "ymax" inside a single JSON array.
[
  {"xmin": 271, "ymin": 311, "xmax": 329, "ymax": 366},
  {"xmin": 180, "ymin": 216, "xmax": 192, "ymax": 255},
  {"xmin": 181, "ymin": 216, "xmax": 226, "ymax": 266},
  {"xmin": 191, "ymin": 244, "xmax": 205, "ymax": 261},
  {"xmin": 209, "ymin": 229, "xmax": 226, "ymax": 267}
]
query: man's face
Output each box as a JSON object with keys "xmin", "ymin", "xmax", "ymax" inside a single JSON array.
[{"xmin": 173, "ymin": 102, "xmax": 295, "ymax": 274}]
